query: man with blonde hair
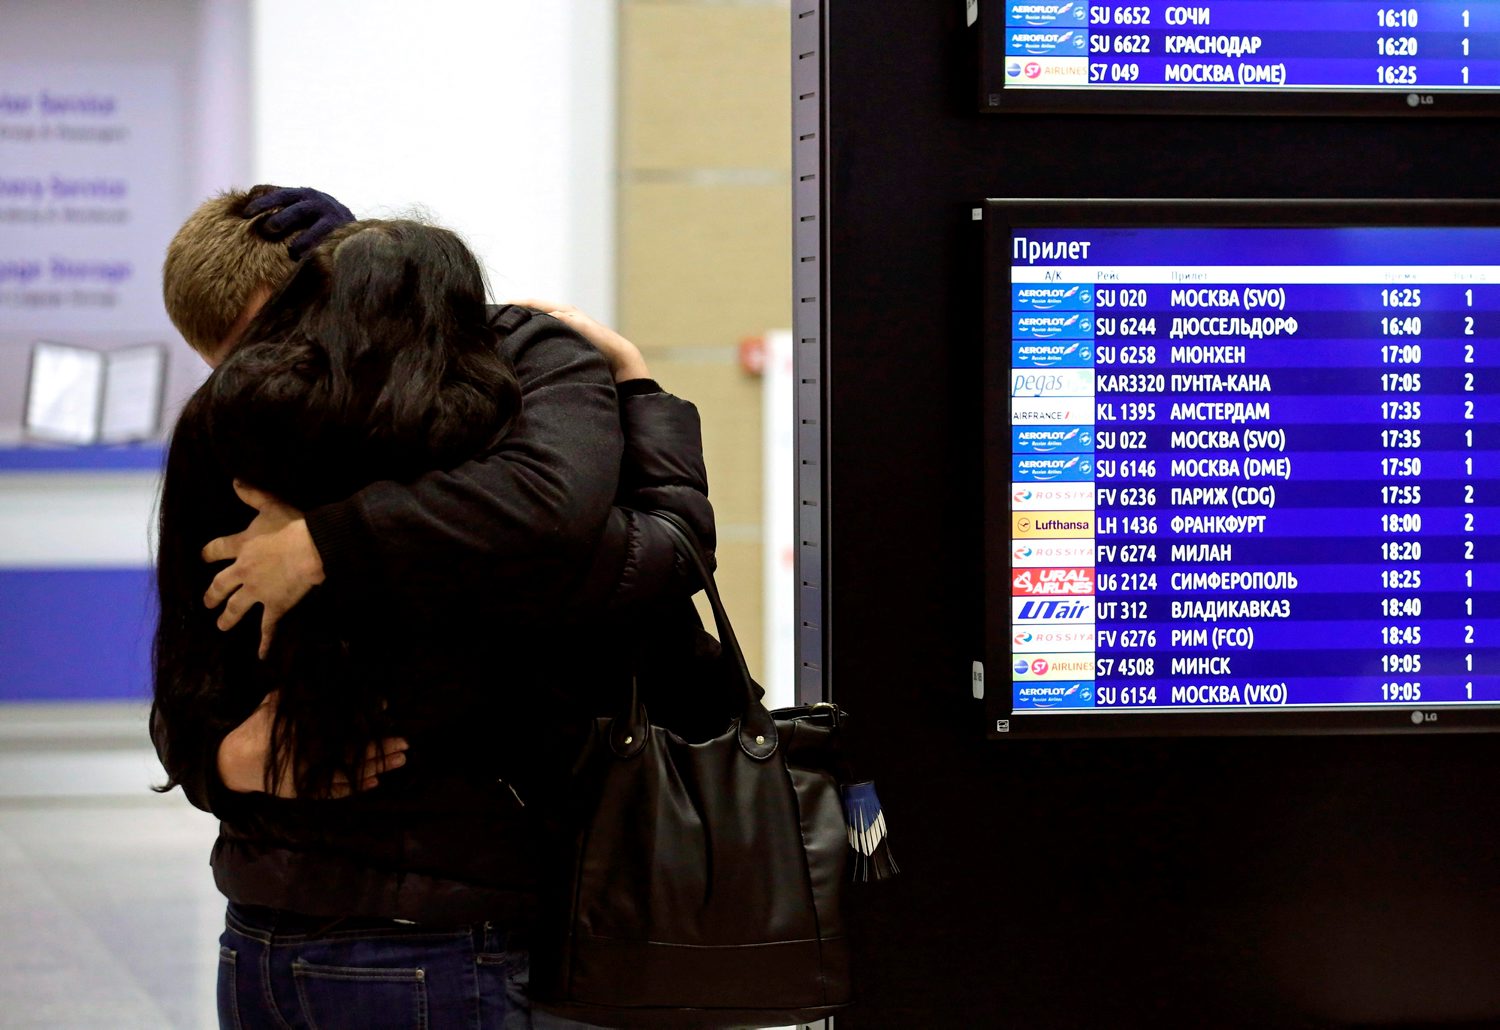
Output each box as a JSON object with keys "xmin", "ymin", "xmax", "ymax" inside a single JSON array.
[
  {"xmin": 157, "ymin": 186, "xmax": 713, "ymax": 1027},
  {"xmin": 163, "ymin": 186, "xmax": 352, "ymax": 364}
]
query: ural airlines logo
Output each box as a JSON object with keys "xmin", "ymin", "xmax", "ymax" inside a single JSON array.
[{"xmin": 1012, "ymin": 567, "xmax": 1096, "ymax": 596}]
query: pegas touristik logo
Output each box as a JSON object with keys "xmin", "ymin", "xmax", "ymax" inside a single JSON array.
[
  {"xmin": 1012, "ymin": 567, "xmax": 1096, "ymax": 596},
  {"xmin": 1011, "ymin": 369, "xmax": 1094, "ymax": 399}
]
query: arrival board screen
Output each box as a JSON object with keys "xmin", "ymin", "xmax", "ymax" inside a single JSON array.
[
  {"xmin": 980, "ymin": 2, "xmax": 1500, "ymax": 114},
  {"xmin": 984, "ymin": 200, "xmax": 1500, "ymax": 737}
]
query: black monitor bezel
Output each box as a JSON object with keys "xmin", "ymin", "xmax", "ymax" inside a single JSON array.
[
  {"xmin": 983, "ymin": 198, "xmax": 1500, "ymax": 739},
  {"xmin": 977, "ymin": 4, "xmax": 1500, "ymax": 117}
]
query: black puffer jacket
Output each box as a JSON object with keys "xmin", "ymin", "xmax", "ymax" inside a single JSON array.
[{"xmin": 157, "ymin": 307, "xmax": 715, "ymax": 925}]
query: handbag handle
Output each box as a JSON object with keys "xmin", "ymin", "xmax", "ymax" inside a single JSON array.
[{"xmin": 644, "ymin": 510, "xmax": 778, "ymax": 760}]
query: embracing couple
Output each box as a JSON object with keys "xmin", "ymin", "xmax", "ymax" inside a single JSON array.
[{"xmin": 151, "ymin": 187, "xmax": 716, "ymax": 1029}]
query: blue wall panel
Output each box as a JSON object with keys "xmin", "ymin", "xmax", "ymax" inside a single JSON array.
[{"xmin": 0, "ymin": 569, "xmax": 156, "ymax": 701}]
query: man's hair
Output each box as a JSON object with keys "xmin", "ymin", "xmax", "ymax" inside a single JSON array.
[
  {"xmin": 162, "ymin": 186, "xmax": 292, "ymax": 354},
  {"xmin": 153, "ymin": 219, "xmax": 521, "ymax": 800}
]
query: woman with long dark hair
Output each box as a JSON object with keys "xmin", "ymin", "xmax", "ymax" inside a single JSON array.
[{"xmin": 154, "ymin": 217, "xmax": 711, "ymax": 1028}]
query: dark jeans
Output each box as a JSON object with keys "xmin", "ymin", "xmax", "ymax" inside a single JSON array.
[{"xmin": 218, "ymin": 903, "xmax": 596, "ymax": 1030}]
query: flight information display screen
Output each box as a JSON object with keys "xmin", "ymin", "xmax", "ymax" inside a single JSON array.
[
  {"xmin": 983, "ymin": 199, "xmax": 1500, "ymax": 737},
  {"xmin": 978, "ymin": 2, "xmax": 1500, "ymax": 114}
]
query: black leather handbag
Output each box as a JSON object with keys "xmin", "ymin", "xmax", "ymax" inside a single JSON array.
[{"xmin": 532, "ymin": 511, "xmax": 851, "ymax": 1029}]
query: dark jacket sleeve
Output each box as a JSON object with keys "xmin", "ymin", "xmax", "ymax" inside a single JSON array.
[
  {"xmin": 303, "ymin": 311, "xmax": 624, "ymax": 617},
  {"xmin": 592, "ymin": 379, "xmax": 716, "ymax": 610}
]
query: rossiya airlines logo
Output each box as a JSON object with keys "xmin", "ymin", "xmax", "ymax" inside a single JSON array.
[
  {"xmin": 1012, "ymin": 540, "xmax": 1094, "ymax": 567},
  {"xmin": 1012, "ymin": 567, "xmax": 1095, "ymax": 596},
  {"xmin": 1012, "ymin": 626, "xmax": 1094, "ymax": 650},
  {"xmin": 1012, "ymin": 483, "xmax": 1094, "ymax": 510}
]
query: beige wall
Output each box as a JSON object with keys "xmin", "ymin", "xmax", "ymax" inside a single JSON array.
[{"xmin": 617, "ymin": 0, "xmax": 791, "ymax": 680}]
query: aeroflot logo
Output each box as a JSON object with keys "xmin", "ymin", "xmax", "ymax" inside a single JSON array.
[
  {"xmin": 1007, "ymin": 2, "xmax": 1085, "ymax": 27},
  {"xmin": 1014, "ymin": 314, "xmax": 1092, "ymax": 338},
  {"xmin": 1012, "ymin": 567, "xmax": 1095, "ymax": 596},
  {"xmin": 1014, "ymin": 284, "xmax": 1091, "ymax": 309},
  {"xmin": 1014, "ymin": 681, "xmax": 1094, "ymax": 708}
]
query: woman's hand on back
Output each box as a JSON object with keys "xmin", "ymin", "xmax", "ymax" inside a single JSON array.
[{"xmin": 512, "ymin": 299, "xmax": 652, "ymax": 383}]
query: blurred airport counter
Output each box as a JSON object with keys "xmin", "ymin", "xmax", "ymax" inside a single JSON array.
[{"xmin": 0, "ymin": 443, "xmax": 161, "ymax": 703}]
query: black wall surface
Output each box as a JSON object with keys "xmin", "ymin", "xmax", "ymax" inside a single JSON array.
[{"xmin": 817, "ymin": 4, "xmax": 1500, "ymax": 1027}]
